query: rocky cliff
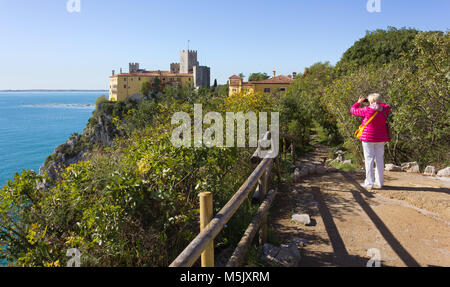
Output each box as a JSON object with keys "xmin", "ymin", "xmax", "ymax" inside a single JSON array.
[{"xmin": 39, "ymin": 104, "xmax": 123, "ymax": 182}]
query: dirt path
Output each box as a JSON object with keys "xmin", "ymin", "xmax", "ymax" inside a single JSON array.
[{"xmin": 269, "ymin": 147, "xmax": 450, "ymax": 267}]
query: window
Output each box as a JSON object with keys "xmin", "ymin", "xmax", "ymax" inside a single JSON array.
[
  {"xmin": 232, "ymin": 88, "xmax": 237, "ymax": 92},
  {"xmin": 264, "ymin": 88, "xmax": 271, "ymax": 93},
  {"xmin": 138, "ymin": 77, "xmax": 141, "ymax": 81},
  {"xmin": 279, "ymin": 87, "xmax": 286, "ymax": 92},
  {"xmin": 124, "ymin": 78, "xmax": 127, "ymax": 81},
  {"xmin": 124, "ymin": 85, "xmax": 127, "ymax": 88}
]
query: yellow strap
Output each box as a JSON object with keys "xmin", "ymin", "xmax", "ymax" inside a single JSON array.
[{"xmin": 362, "ymin": 111, "xmax": 379, "ymax": 129}]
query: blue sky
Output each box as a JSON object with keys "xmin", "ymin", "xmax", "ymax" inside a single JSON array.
[{"xmin": 0, "ymin": 0, "xmax": 448, "ymax": 89}]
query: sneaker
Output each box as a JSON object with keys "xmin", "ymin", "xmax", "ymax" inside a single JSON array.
[
  {"xmin": 361, "ymin": 183, "xmax": 373, "ymax": 191},
  {"xmin": 373, "ymin": 185, "xmax": 383, "ymax": 190}
]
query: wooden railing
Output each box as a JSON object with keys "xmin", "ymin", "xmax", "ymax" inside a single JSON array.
[{"xmin": 169, "ymin": 130, "xmax": 282, "ymax": 267}]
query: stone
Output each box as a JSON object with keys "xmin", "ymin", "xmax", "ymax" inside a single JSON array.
[
  {"xmin": 292, "ymin": 167, "xmax": 309, "ymax": 182},
  {"xmin": 343, "ymin": 159, "xmax": 352, "ymax": 165},
  {"xmin": 260, "ymin": 243, "xmax": 301, "ymax": 267},
  {"xmin": 291, "ymin": 214, "xmax": 311, "ymax": 225},
  {"xmin": 276, "ymin": 244, "xmax": 301, "ymax": 267},
  {"xmin": 299, "ymin": 193, "xmax": 314, "ymax": 202},
  {"xmin": 290, "ymin": 237, "xmax": 308, "ymax": 247},
  {"xmin": 424, "ymin": 166, "xmax": 436, "ymax": 176},
  {"xmin": 261, "ymin": 243, "xmax": 280, "ymax": 263},
  {"xmin": 327, "ymin": 167, "xmax": 338, "ymax": 173},
  {"xmin": 437, "ymin": 167, "xmax": 450, "ymax": 177},
  {"xmin": 306, "ymin": 165, "xmax": 315, "ymax": 175},
  {"xmin": 401, "ymin": 162, "xmax": 420, "ymax": 173},
  {"xmin": 316, "ymin": 165, "xmax": 327, "ymax": 175},
  {"xmin": 385, "ymin": 164, "xmax": 403, "ymax": 172}
]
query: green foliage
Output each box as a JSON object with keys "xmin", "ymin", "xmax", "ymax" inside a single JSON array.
[
  {"xmin": 0, "ymin": 85, "xmax": 265, "ymax": 267},
  {"xmin": 337, "ymin": 27, "xmax": 419, "ymax": 73},
  {"xmin": 95, "ymin": 95, "xmax": 108, "ymax": 108},
  {"xmin": 248, "ymin": 72, "xmax": 270, "ymax": 82},
  {"xmin": 323, "ymin": 31, "xmax": 449, "ymax": 166},
  {"xmin": 1, "ymin": 27, "xmax": 448, "ymax": 268},
  {"xmin": 140, "ymin": 81, "xmax": 151, "ymax": 98},
  {"xmin": 281, "ymin": 62, "xmax": 340, "ymax": 148}
]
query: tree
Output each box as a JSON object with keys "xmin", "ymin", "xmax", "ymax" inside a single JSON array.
[
  {"xmin": 238, "ymin": 73, "xmax": 245, "ymax": 80},
  {"xmin": 336, "ymin": 27, "xmax": 419, "ymax": 73},
  {"xmin": 248, "ymin": 72, "xmax": 270, "ymax": 82},
  {"xmin": 213, "ymin": 79, "xmax": 217, "ymax": 87},
  {"xmin": 153, "ymin": 78, "xmax": 161, "ymax": 93},
  {"xmin": 140, "ymin": 81, "xmax": 151, "ymax": 98},
  {"xmin": 282, "ymin": 62, "xmax": 338, "ymax": 146}
]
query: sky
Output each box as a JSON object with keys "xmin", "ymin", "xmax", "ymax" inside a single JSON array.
[{"xmin": 0, "ymin": 0, "xmax": 448, "ymax": 90}]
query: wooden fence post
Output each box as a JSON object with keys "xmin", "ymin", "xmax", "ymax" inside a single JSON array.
[
  {"xmin": 199, "ymin": 192, "xmax": 214, "ymax": 267},
  {"xmin": 258, "ymin": 169, "xmax": 269, "ymax": 245}
]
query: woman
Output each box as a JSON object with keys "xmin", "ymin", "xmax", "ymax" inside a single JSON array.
[{"xmin": 350, "ymin": 93, "xmax": 390, "ymax": 190}]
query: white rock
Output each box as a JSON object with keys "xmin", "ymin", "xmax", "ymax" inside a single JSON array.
[
  {"xmin": 385, "ymin": 164, "xmax": 403, "ymax": 172},
  {"xmin": 424, "ymin": 166, "xmax": 436, "ymax": 176},
  {"xmin": 343, "ymin": 159, "xmax": 352, "ymax": 165},
  {"xmin": 401, "ymin": 162, "xmax": 420, "ymax": 173},
  {"xmin": 437, "ymin": 167, "xmax": 450, "ymax": 177},
  {"xmin": 291, "ymin": 214, "xmax": 311, "ymax": 225}
]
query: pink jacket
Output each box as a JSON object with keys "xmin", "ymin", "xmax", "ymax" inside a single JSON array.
[{"xmin": 350, "ymin": 102, "xmax": 390, "ymax": 142}]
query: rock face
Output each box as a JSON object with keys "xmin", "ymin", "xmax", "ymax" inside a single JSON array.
[
  {"xmin": 260, "ymin": 243, "xmax": 301, "ymax": 267},
  {"xmin": 39, "ymin": 134, "xmax": 85, "ymax": 181},
  {"xmin": 291, "ymin": 214, "xmax": 311, "ymax": 225},
  {"xmin": 401, "ymin": 162, "xmax": 420, "ymax": 173},
  {"xmin": 385, "ymin": 164, "xmax": 403, "ymax": 172},
  {"xmin": 437, "ymin": 167, "xmax": 450, "ymax": 177},
  {"xmin": 39, "ymin": 111, "xmax": 121, "ymax": 182},
  {"xmin": 424, "ymin": 166, "xmax": 436, "ymax": 176}
]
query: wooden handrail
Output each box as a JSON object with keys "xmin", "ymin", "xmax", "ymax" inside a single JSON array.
[
  {"xmin": 169, "ymin": 129, "xmax": 292, "ymax": 267},
  {"xmin": 226, "ymin": 189, "xmax": 278, "ymax": 267},
  {"xmin": 169, "ymin": 156, "xmax": 274, "ymax": 267}
]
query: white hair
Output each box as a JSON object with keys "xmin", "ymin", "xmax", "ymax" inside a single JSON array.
[{"xmin": 368, "ymin": 93, "xmax": 382, "ymax": 104}]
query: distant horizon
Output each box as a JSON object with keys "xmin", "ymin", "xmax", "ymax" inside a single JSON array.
[
  {"xmin": 0, "ymin": 89, "xmax": 108, "ymax": 92},
  {"xmin": 0, "ymin": 0, "xmax": 448, "ymax": 90}
]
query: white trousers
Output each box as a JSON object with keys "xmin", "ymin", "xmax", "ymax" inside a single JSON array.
[{"xmin": 362, "ymin": 141, "xmax": 385, "ymax": 187}]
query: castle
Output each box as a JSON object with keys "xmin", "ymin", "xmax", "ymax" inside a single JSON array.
[{"xmin": 109, "ymin": 50, "xmax": 210, "ymax": 101}]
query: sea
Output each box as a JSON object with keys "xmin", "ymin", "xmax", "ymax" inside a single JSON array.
[
  {"xmin": 0, "ymin": 91, "xmax": 105, "ymax": 187},
  {"xmin": 0, "ymin": 91, "xmax": 104, "ymax": 266}
]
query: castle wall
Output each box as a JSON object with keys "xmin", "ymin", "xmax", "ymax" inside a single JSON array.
[{"xmin": 194, "ymin": 65, "xmax": 210, "ymax": 88}]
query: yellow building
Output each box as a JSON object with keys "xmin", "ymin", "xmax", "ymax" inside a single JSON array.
[
  {"xmin": 228, "ymin": 72, "xmax": 295, "ymax": 97},
  {"xmin": 110, "ymin": 50, "xmax": 210, "ymax": 101},
  {"xmin": 109, "ymin": 71, "xmax": 193, "ymax": 102}
]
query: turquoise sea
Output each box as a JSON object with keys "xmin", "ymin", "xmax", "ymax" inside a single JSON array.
[
  {"xmin": 0, "ymin": 92, "xmax": 104, "ymax": 187},
  {"xmin": 0, "ymin": 91, "xmax": 104, "ymax": 266}
]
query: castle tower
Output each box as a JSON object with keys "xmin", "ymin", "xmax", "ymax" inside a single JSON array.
[
  {"xmin": 129, "ymin": 63, "xmax": 140, "ymax": 73},
  {"xmin": 180, "ymin": 50, "xmax": 199, "ymax": 74}
]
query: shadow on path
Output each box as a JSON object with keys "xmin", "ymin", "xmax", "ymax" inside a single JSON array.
[
  {"xmin": 383, "ymin": 185, "xmax": 450, "ymax": 195},
  {"xmin": 340, "ymin": 171, "xmax": 421, "ymax": 267},
  {"xmin": 312, "ymin": 186, "xmax": 368, "ymax": 267}
]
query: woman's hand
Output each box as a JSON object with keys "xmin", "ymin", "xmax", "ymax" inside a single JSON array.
[{"xmin": 358, "ymin": 96, "xmax": 366, "ymax": 104}]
